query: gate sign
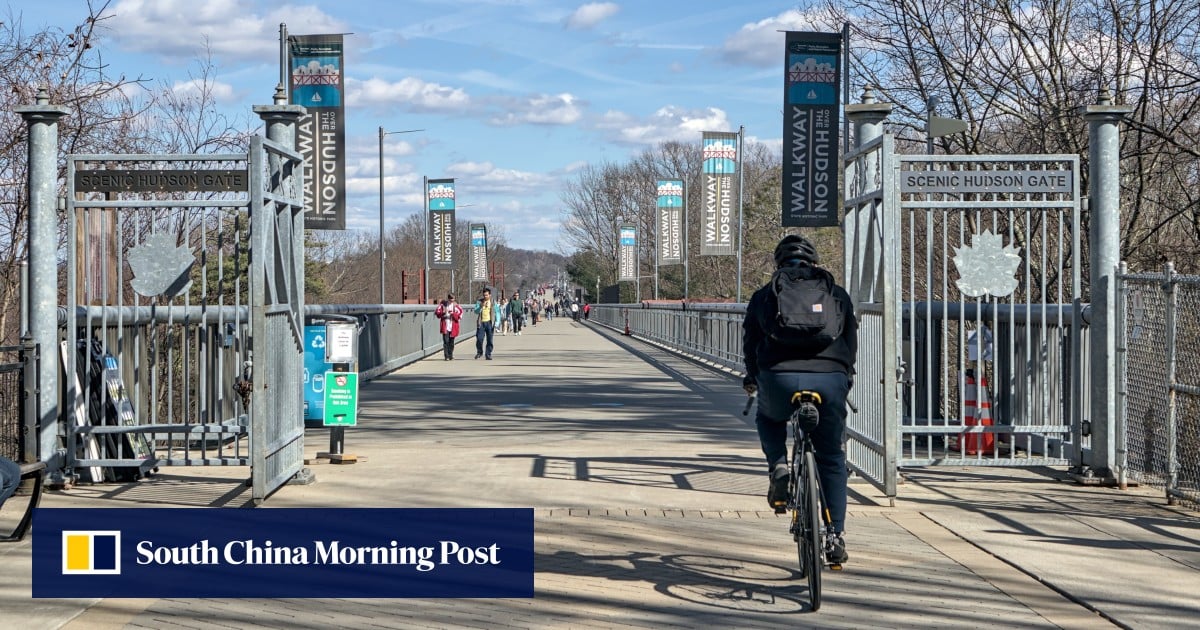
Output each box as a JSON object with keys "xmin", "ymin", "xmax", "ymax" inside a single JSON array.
[
  {"xmin": 701, "ymin": 132, "xmax": 738, "ymax": 255},
  {"xmin": 782, "ymin": 31, "xmax": 841, "ymax": 227},
  {"xmin": 656, "ymin": 179, "xmax": 683, "ymax": 265},
  {"xmin": 618, "ymin": 225, "xmax": 637, "ymax": 281},
  {"xmin": 470, "ymin": 224, "xmax": 488, "ymax": 282},
  {"xmin": 427, "ymin": 178, "xmax": 455, "ymax": 269},
  {"xmin": 290, "ymin": 34, "xmax": 347, "ymax": 230},
  {"xmin": 901, "ymin": 170, "xmax": 1073, "ymax": 195}
]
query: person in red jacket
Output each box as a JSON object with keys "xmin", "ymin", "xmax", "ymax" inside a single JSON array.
[{"xmin": 435, "ymin": 294, "xmax": 464, "ymax": 360}]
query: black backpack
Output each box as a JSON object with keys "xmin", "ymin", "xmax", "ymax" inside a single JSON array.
[{"xmin": 766, "ymin": 265, "xmax": 844, "ymax": 352}]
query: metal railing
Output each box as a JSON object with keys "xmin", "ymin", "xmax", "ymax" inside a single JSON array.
[
  {"xmin": 1118, "ymin": 263, "xmax": 1200, "ymax": 506},
  {"xmin": 590, "ymin": 302, "xmax": 745, "ymax": 373},
  {"xmin": 50, "ymin": 304, "xmax": 475, "ymax": 481},
  {"xmin": 0, "ymin": 344, "xmax": 35, "ymax": 463}
]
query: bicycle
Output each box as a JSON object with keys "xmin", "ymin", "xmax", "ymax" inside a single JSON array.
[{"xmin": 744, "ymin": 389, "xmax": 841, "ymax": 611}]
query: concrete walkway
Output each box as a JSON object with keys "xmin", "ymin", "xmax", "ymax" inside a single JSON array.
[{"xmin": 1, "ymin": 317, "xmax": 1197, "ymax": 628}]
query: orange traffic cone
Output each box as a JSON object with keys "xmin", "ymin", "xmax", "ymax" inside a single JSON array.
[{"xmin": 961, "ymin": 372, "xmax": 995, "ymax": 455}]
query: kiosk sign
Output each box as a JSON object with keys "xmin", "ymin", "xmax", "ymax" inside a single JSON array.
[
  {"xmin": 322, "ymin": 371, "xmax": 358, "ymax": 426},
  {"xmin": 324, "ymin": 322, "xmax": 357, "ymax": 364}
]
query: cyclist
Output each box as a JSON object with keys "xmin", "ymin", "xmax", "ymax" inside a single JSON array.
[{"xmin": 742, "ymin": 234, "xmax": 858, "ymax": 564}]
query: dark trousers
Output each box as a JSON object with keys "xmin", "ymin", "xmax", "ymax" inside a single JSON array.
[
  {"xmin": 442, "ymin": 332, "xmax": 455, "ymax": 359},
  {"xmin": 753, "ymin": 370, "xmax": 851, "ymax": 533},
  {"xmin": 475, "ymin": 321, "xmax": 494, "ymax": 357},
  {"xmin": 512, "ymin": 314, "xmax": 523, "ymax": 333}
]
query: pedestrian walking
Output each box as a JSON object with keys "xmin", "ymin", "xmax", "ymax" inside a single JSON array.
[
  {"xmin": 508, "ymin": 291, "xmax": 525, "ymax": 335},
  {"xmin": 434, "ymin": 294, "xmax": 463, "ymax": 360},
  {"xmin": 473, "ymin": 287, "xmax": 501, "ymax": 360}
]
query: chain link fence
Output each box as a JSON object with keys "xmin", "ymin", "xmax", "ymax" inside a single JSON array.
[{"xmin": 1119, "ymin": 264, "xmax": 1200, "ymax": 507}]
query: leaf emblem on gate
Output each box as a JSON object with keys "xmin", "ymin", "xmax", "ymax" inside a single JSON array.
[
  {"xmin": 128, "ymin": 232, "xmax": 195, "ymax": 298},
  {"xmin": 952, "ymin": 230, "xmax": 1022, "ymax": 298}
]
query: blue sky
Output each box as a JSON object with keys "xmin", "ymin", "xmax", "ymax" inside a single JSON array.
[{"xmin": 14, "ymin": 1, "xmax": 830, "ymax": 251}]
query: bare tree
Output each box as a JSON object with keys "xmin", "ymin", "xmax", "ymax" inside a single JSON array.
[{"xmin": 824, "ymin": 0, "xmax": 1200, "ymax": 272}]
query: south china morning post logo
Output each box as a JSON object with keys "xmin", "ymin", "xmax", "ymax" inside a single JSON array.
[
  {"xmin": 62, "ymin": 530, "xmax": 121, "ymax": 575},
  {"xmin": 34, "ymin": 508, "xmax": 534, "ymax": 599},
  {"xmin": 131, "ymin": 537, "xmax": 499, "ymax": 572}
]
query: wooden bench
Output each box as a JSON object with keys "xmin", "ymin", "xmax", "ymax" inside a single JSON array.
[{"xmin": 2, "ymin": 461, "xmax": 46, "ymax": 542}]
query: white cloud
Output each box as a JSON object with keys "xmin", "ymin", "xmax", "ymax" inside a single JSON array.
[
  {"xmin": 446, "ymin": 161, "xmax": 557, "ymax": 196},
  {"xmin": 720, "ymin": 9, "xmax": 825, "ymax": 67},
  {"xmin": 347, "ymin": 77, "xmax": 471, "ymax": 113},
  {"xmin": 595, "ymin": 106, "xmax": 732, "ymax": 145},
  {"xmin": 489, "ymin": 93, "xmax": 584, "ymax": 126},
  {"xmin": 564, "ymin": 2, "xmax": 619, "ymax": 30},
  {"xmin": 110, "ymin": 0, "xmax": 346, "ymax": 62},
  {"xmin": 170, "ymin": 78, "xmax": 237, "ymax": 104}
]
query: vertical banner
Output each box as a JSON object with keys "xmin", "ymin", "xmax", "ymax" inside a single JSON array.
[
  {"xmin": 427, "ymin": 178, "xmax": 455, "ymax": 270},
  {"xmin": 700, "ymin": 132, "xmax": 738, "ymax": 255},
  {"xmin": 289, "ymin": 34, "xmax": 346, "ymax": 230},
  {"xmin": 618, "ymin": 225, "xmax": 637, "ymax": 281},
  {"xmin": 783, "ymin": 31, "xmax": 842, "ymax": 227},
  {"xmin": 656, "ymin": 179, "xmax": 683, "ymax": 266},
  {"xmin": 470, "ymin": 224, "xmax": 488, "ymax": 283}
]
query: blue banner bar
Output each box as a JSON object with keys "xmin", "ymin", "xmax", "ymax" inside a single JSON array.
[{"xmin": 34, "ymin": 508, "xmax": 534, "ymax": 598}]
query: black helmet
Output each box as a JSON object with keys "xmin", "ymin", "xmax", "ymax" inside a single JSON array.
[{"xmin": 773, "ymin": 235, "xmax": 819, "ymax": 267}]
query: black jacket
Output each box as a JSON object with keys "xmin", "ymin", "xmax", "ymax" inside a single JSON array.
[{"xmin": 742, "ymin": 265, "xmax": 858, "ymax": 378}]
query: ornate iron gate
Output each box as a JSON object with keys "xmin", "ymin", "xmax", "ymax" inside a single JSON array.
[
  {"xmin": 844, "ymin": 135, "xmax": 1086, "ymax": 498},
  {"xmin": 63, "ymin": 136, "xmax": 305, "ymax": 503}
]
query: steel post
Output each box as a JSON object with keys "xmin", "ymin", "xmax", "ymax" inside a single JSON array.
[
  {"xmin": 1082, "ymin": 88, "xmax": 1131, "ymax": 479},
  {"xmin": 15, "ymin": 88, "xmax": 70, "ymax": 469}
]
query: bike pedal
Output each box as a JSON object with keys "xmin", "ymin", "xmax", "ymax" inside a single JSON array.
[
  {"xmin": 773, "ymin": 504, "xmax": 786, "ymax": 514},
  {"xmin": 829, "ymin": 563, "xmax": 843, "ymax": 571}
]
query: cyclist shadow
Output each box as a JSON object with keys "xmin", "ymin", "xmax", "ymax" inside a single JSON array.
[{"xmin": 539, "ymin": 548, "xmax": 818, "ymax": 613}]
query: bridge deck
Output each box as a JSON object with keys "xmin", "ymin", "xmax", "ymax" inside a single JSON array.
[{"xmin": 3, "ymin": 316, "xmax": 1197, "ymax": 628}]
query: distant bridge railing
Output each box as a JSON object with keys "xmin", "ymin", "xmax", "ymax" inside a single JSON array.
[{"xmin": 589, "ymin": 302, "xmax": 745, "ymax": 373}]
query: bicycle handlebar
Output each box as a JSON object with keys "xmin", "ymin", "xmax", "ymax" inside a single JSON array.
[{"xmin": 742, "ymin": 392, "xmax": 757, "ymax": 416}]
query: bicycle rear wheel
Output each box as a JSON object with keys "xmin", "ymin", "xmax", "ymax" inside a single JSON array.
[
  {"xmin": 791, "ymin": 451, "xmax": 807, "ymax": 579},
  {"xmin": 802, "ymin": 450, "xmax": 822, "ymax": 610}
]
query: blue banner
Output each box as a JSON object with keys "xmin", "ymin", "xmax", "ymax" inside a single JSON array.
[{"xmin": 33, "ymin": 508, "xmax": 534, "ymax": 598}]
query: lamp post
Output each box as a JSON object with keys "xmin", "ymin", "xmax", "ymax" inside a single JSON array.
[{"xmin": 378, "ymin": 126, "xmax": 424, "ymax": 303}]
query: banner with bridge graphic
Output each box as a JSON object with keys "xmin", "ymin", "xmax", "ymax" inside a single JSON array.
[
  {"xmin": 470, "ymin": 224, "xmax": 488, "ymax": 282},
  {"xmin": 427, "ymin": 178, "xmax": 456, "ymax": 270},
  {"xmin": 656, "ymin": 179, "xmax": 683, "ymax": 265},
  {"xmin": 782, "ymin": 31, "xmax": 841, "ymax": 227},
  {"xmin": 289, "ymin": 34, "xmax": 346, "ymax": 230},
  {"xmin": 618, "ymin": 225, "xmax": 637, "ymax": 281},
  {"xmin": 700, "ymin": 132, "xmax": 738, "ymax": 256}
]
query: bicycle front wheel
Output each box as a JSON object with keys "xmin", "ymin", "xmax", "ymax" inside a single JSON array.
[{"xmin": 802, "ymin": 450, "xmax": 822, "ymax": 610}]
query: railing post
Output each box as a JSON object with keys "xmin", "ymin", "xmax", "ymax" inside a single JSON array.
[
  {"xmin": 1081, "ymin": 88, "xmax": 1131, "ymax": 480},
  {"xmin": 15, "ymin": 88, "xmax": 70, "ymax": 470},
  {"xmin": 1163, "ymin": 262, "xmax": 1179, "ymax": 503}
]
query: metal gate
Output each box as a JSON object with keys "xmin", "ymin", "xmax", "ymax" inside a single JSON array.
[
  {"xmin": 247, "ymin": 135, "xmax": 306, "ymax": 503},
  {"xmin": 844, "ymin": 135, "xmax": 1086, "ymax": 497},
  {"xmin": 64, "ymin": 137, "xmax": 305, "ymax": 502}
]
